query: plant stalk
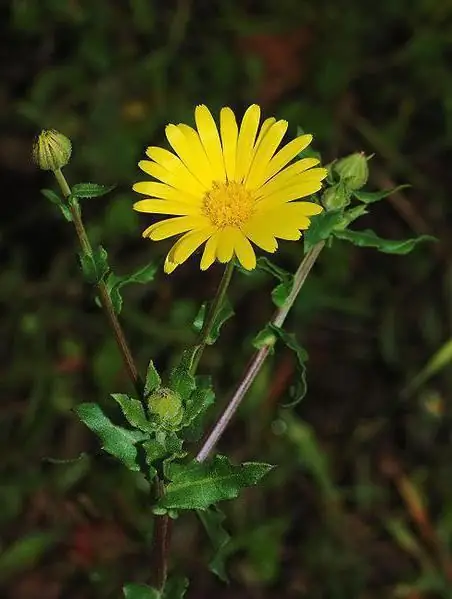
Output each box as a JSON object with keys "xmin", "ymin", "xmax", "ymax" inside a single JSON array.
[
  {"xmin": 53, "ymin": 169, "xmax": 142, "ymax": 396},
  {"xmin": 190, "ymin": 260, "xmax": 234, "ymax": 374},
  {"xmin": 196, "ymin": 241, "xmax": 325, "ymax": 462}
]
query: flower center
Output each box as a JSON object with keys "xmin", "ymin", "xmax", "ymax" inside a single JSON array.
[{"xmin": 202, "ymin": 181, "xmax": 254, "ymax": 228}]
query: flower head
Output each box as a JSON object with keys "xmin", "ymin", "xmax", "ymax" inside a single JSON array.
[
  {"xmin": 133, "ymin": 105, "xmax": 327, "ymax": 273},
  {"xmin": 32, "ymin": 129, "xmax": 72, "ymax": 171}
]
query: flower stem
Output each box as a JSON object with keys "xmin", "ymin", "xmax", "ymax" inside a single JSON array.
[
  {"xmin": 196, "ymin": 241, "xmax": 325, "ymax": 462},
  {"xmin": 53, "ymin": 168, "xmax": 142, "ymax": 397},
  {"xmin": 190, "ymin": 260, "xmax": 234, "ymax": 375}
]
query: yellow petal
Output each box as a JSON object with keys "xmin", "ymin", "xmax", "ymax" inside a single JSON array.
[
  {"xmin": 177, "ymin": 123, "xmax": 215, "ymax": 186},
  {"xmin": 167, "ymin": 227, "xmax": 215, "ymax": 266},
  {"xmin": 254, "ymin": 117, "xmax": 276, "ymax": 149},
  {"xmin": 233, "ymin": 230, "xmax": 256, "ymax": 270},
  {"xmin": 235, "ymin": 104, "xmax": 260, "ymax": 182},
  {"xmin": 195, "ymin": 105, "xmax": 226, "ymax": 182},
  {"xmin": 200, "ymin": 231, "xmax": 220, "ymax": 270},
  {"xmin": 133, "ymin": 181, "xmax": 199, "ymax": 204},
  {"xmin": 164, "ymin": 254, "xmax": 178, "ymax": 274},
  {"xmin": 144, "ymin": 216, "xmax": 208, "ymax": 240},
  {"xmin": 262, "ymin": 134, "xmax": 313, "ymax": 183},
  {"xmin": 256, "ymin": 171, "xmax": 327, "ymax": 210},
  {"xmin": 242, "ymin": 218, "xmax": 278, "ymax": 253},
  {"xmin": 220, "ymin": 107, "xmax": 238, "ymax": 181},
  {"xmin": 133, "ymin": 199, "xmax": 201, "ymax": 215},
  {"xmin": 256, "ymin": 158, "xmax": 320, "ymax": 199},
  {"xmin": 145, "ymin": 147, "xmax": 206, "ymax": 197},
  {"xmin": 216, "ymin": 226, "xmax": 235, "ymax": 263},
  {"xmin": 245, "ymin": 120, "xmax": 288, "ymax": 190},
  {"xmin": 165, "ymin": 124, "xmax": 212, "ymax": 189}
]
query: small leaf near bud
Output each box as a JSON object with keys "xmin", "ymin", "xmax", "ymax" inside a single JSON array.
[{"xmin": 32, "ymin": 129, "xmax": 72, "ymax": 171}]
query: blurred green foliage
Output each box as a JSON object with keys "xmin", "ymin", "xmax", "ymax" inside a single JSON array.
[{"xmin": 2, "ymin": 0, "xmax": 452, "ymax": 597}]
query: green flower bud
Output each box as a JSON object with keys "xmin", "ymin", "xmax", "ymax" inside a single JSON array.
[
  {"xmin": 322, "ymin": 181, "xmax": 352, "ymax": 210},
  {"xmin": 147, "ymin": 387, "xmax": 184, "ymax": 429},
  {"xmin": 334, "ymin": 152, "xmax": 369, "ymax": 190},
  {"xmin": 32, "ymin": 129, "xmax": 72, "ymax": 171}
]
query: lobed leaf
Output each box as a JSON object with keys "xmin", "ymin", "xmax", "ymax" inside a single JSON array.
[
  {"xmin": 333, "ymin": 228, "xmax": 436, "ymax": 254},
  {"xmin": 197, "ymin": 507, "xmax": 231, "ymax": 581},
  {"xmin": 74, "ymin": 403, "xmax": 146, "ymax": 471},
  {"xmin": 158, "ymin": 455, "xmax": 273, "ymax": 511}
]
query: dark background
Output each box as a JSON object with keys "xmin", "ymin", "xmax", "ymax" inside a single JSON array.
[{"xmin": 2, "ymin": 1, "xmax": 452, "ymax": 597}]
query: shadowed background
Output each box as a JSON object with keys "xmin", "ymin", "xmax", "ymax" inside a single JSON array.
[{"xmin": 2, "ymin": 1, "xmax": 452, "ymax": 597}]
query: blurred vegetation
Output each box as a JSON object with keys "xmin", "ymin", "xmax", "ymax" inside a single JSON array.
[{"xmin": 2, "ymin": 0, "xmax": 452, "ymax": 597}]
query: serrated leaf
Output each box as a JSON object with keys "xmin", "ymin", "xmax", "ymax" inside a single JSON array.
[
  {"xmin": 145, "ymin": 359, "xmax": 161, "ymax": 397},
  {"xmin": 333, "ymin": 228, "xmax": 435, "ymax": 254},
  {"xmin": 74, "ymin": 403, "xmax": 146, "ymax": 471},
  {"xmin": 304, "ymin": 210, "xmax": 343, "ymax": 252},
  {"xmin": 158, "ymin": 455, "xmax": 273, "ymax": 511},
  {"xmin": 353, "ymin": 184, "xmax": 410, "ymax": 204},
  {"xmin": 79, "ymin": 246, "xmax": 109, "ymax": 284},
  {"xmin": 111, "ymin": 393, "xmax": 153, "ymax": 433},
  {"xmin": 198, "ymin": 507, "xmax": 231, "ymax": 581},
  {"xmin": 182, "ymin": 386, "xmax": 215, "ymax": 428},
  {"xmin": 123, "ymin": 583, "xmax": 160, "ymax": 599},
  {"xmin": 193, "ymin": 298, "xmax": 234, "ymax": 344},
  {"xmin": 169, "ymin": 349, "xmax": 197, "ymax": 400},
  {"xmin": 71, "ymin": 182, "xmax": 116, "ymax": 199}
]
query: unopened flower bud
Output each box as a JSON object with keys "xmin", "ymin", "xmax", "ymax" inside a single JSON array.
[
  {"xmin": 32, "ymin": 129, "xmax": 72, "ymax": 171},
  {"xmin": 322, "ymin": 181, "xmax": 352, "ymax": 210},
  {"xmin": 147, "ymin": 388, "xmax": 184, "ymax": 429},
  {"xmin": 334, "ymin": 152, "xmax": 369, "ymax": 190}
]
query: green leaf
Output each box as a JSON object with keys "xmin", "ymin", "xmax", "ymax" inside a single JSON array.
[
  {"xmin": 198, "ymin": 507, "xmax": 231, "ymax": 581},
  {"xmin": 74, "ymin": 403, "xmax": 146, "ymax": 471},
  {"xmin": 403, "ymin": 338, "xmax": 452, "ymax": 396},
  {"xmin": 270, "ymin": 324, "xmax": 309, "ymax": 407},
  {"xmin": 71, "ymin": 182, "xmax": 116, "ymax": 199},
  {"xmin": 79, "ymin": 246, "xmax": 109, "ymax": 284},
  {"xmin": 0, "ymin": 532, "xmax": 58, "ymax": 582},
  {"xmin": 304, "ymin": 210, "xmax": 343, "ymax": 252},
  {"xmin": 337, "ymin": 204, "xmax": 368, "ymax": 228},
  {"xmin": 41, "ymin": 188, "xmax": 62, "ymax": 205},
  {"xmin": 193, "ymin": 298, "xmax": 234, "ymax": 344},
  {"xmin": 281, "ymin": 412, "xmax": 338, "ymax": 501},
  {"xmin": 41, "ymin": 188, "xmax": 73, "ymax": 221},
  {"xmin": 182, "ymin": 386, "xmax": 215, "ymax": 428},
  {"xmin": 142, "ymin": 438, "xmax": 167, "ymax": 466},
  {"xmin": 111, "ymin": 393, "xmax": 153, "ymax": 433},
  {"xmin": 353, "ymin": 184, "xmax": 410, "ymax": 204},
  {"xmin": 163, "ymin": 577, "xmax": 189, "ymax": 599},
  {"xmin": 158, "ymin": 455, "xmax": 273, "ymax": 511},
  {"xmin": 169, "ymin": 349, "xmax": 197, "ymax": 400},
  {"xmin": 106, "ymin": 262, "xmax": 158, "ymax": 314},
  {"xmin": 256, "ymin": 257, "xmax": 294, "ymax": 308},
  {"xmin": 333, "ymin": 228, "xmax": 436, "ymax": 254},
  {"xmin": 123, "ymin": 583, "xmax": 160, "ymax": 599},
  {"xmin": 145, "ymin": 359, "xmax": 161, "ymax": 397}
]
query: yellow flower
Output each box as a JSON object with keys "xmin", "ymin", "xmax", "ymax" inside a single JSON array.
[{"xmin": 133, "ymin": 105, "xmax": 327, "ymax": 273}]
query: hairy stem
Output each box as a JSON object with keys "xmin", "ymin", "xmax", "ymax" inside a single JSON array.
[
  {"xmin": 196, "ymin": 241, "xmax": 325, "ymax": 462},
  {"xmin": 190, "ymin": 260, "xmax": 234, "ymax": 374},
  {"xmin": 53, "ymin": 169, "xmax": 142, "ymax": 396}
]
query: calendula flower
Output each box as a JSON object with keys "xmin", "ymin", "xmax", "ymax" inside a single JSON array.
[{"xmin": 133, "ymin": 105, "xmax": 327, "ymax": 273}]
